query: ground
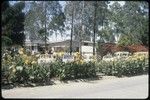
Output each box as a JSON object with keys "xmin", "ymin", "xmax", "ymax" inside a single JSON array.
[{"xmin": 2, "ymin": 75, "xmax": 148, "ymax": 99}]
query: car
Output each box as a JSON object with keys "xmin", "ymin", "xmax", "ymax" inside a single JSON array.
[{"xmin": 62, "ymin": 54, "xmax": 74, "ymax": 63}]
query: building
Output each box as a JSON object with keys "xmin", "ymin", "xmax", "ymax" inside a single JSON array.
[{"xmin": 24, "ymin": 37, "xmax": 96, "ymax": 56}]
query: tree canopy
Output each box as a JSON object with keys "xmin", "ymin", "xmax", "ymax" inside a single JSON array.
[
  {"xmin": 2, "ymin": 1, "xmax": 149, "ymax": 50},
  {"xmin": 2, "ymin": 1, "xmax": 25, "ymax": 46}
]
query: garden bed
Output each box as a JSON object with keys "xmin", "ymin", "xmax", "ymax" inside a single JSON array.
[{"xmin": 2, "ymin": 49, "xmax": 148, "ymax": 87}]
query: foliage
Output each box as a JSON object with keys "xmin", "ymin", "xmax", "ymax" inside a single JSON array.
[
  {"xmin": 2, "ymin": 1, "xmax": 25, "ymax": 46},
  {"xmin": 118, "ymin": 34, "xmax": 139, "ymax": 46},
  {"xmin": 24, "ymin": 1, "xmax": 66, "ymax": 42},
  {"xmin": 2, "ymin": 48, "xmax": 148, "ymax": 86},
  {"xmin": 58, "ymin": 62, "xmax": 96, "ymax": 80},
  {"xmin": 2, "ymin": 48, "xmax": 38, "ymax": 84},
  {"xmin": 2, "ymin": 49, "xmax": 97, "ymax": 84},
  {"xmin": 109, "ymin": 1, "xmax": 149, "ymax": 46},
  {"xmin": 96, "ymin": 56, "xmax": 148, "ymax": 77}
]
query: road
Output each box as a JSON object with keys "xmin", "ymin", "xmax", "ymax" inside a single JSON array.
[{"xmin": 2, "ymin": 75, "xmax": 148, "ymax": 99}]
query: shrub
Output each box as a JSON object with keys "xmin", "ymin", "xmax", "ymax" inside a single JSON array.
[
  {"xmin": 2, "ymin": 48, "xmax": 148, "ymax": 85},
  {"xmin": 58, "ymin": 61, "xmax": 97, "ymax": 80},
  {"xmin": 96, "ymin": 57, "xmax": 148, "ymax": 77}
]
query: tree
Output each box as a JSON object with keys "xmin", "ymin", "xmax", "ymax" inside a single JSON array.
[
  {"xmin": 64, "ymin": 1, "xmax": 78, "ymax": 54},
  {"xmin": 24, "ymin": 1, "xmax": 65, "ymax": 51},
  {"xmin": 109, "ymin": 1, "xmax": 149, "ymax": 46},
  {"xmin": 93, "ymin": 1, "xmax": 97, "ymax": 56},
  {"xmin": 2, "ymin": 1, "xmax": 25, "ymax": 47},
  {"xmin": 64, "ymin": 1, "xmax": 109, "ymax": 55},
  {"xmin": 2, "ymin": 1, "xmax": 12, "ymax": 46},
  {"xmin": 87, "ymin": 1, "xmax": 110, "ymax": 56}
]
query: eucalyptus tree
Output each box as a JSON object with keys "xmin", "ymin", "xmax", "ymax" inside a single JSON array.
[
  {"xmin": 64, "ymin": 1, "xmax": 82, "ymax": 55},
  {"xmin": 25, "ymin": 1, "xmax": 65, "ymax": 51},
  {"xmin": 104, "ymin": 1, "xmax": 123, "ymax": 43},
  {"xmin": 121, "ymin": 1, "xmax": 149, "ymax": 46},
  {"xmin": 64, "ymin": 1, "xmax": 110, "ymax": 55},
  {"xmin": 109, "ymin": 1, "xmax": 148, "ymax": 46},
  {"xmin": 86, "ymin": 1, "xmax": 110, "ymax": 55}
]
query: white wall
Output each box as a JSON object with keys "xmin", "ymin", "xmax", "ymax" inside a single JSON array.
[{"xmin": 81, "ymin": 46, "xmax": 95, "ymax": 53}]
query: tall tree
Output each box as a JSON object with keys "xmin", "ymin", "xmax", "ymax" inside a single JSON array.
[
  {"xmin": 85, "ymin": 1, "xmax": 109, "ymax": 55},
  {"xmin": 64, "ymin": 1, "xmax": 80, "ymax": 54},
  {"xmin": 93, "ymin": 1, "xmax": 97, "ymax": 56},
  {"xmin": 2, "ymin": 1, "xmax": 12, "ymax": 46},
  {"xmin": 70, "ymin": 2, "xmax": 75, "ymax": 55},
  {"xmin": 64, "ymin": 1, "xmax": 110, "ymax": 55},
  {"xmin": 25, "ymin": 1, "xmax": 66, "ymax": 51},
  {"xmin": 2, "ymin": 1, "xmax": 25, "ymax": 47},
  {"xmin": 109, "ymin": 1, "xmax": 149, "ymax": 46}
]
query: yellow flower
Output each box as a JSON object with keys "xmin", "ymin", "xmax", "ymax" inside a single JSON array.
[
  {"xmin": 18, "ymin": 48, "xmax": 24, "ymax": 54},
  {"xmin": 80, "ymin": 59, "xmax": 84, "ymax": 64},
  {"xmin": 25, "ymin": 60, "xmax": 29, "ymax": 65},
  {"xmin": 31, "ymin": 61, "xmax": 36, "ymax": 64},
  {"xmin": 19, "ymin": 51, "xmax": 23, "ymax": 54},
  {"xmin": 20, "ymin": 48, "xmax": 24, "ymax": 51}
]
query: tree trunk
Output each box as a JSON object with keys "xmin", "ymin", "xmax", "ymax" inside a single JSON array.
[
  {"xmin": 93, "ymin": 1, "xmax": 97, "ymax": 56},
  {"xmin": 79, "ymin": 1, "xmax": 85, "ymax": 56},
  {"xmin": 70, "ymin": 2, "xmax": 74, "ymax": 55},
  {"xmin": 44, "ymin": 2, "xmax": 47, "ymax": 53}
]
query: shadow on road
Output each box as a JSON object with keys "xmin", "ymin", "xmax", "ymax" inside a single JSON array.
[
  {"xmin": 59, "ymin": 76, "xmax": 103, "ymax": 84},
  {"xmin": 3, "ymin": 74, "xmax": 147, "ymax": 90},
  {"xmin": 1, "ymin": 76, "xmax": 104, "ymax": 90},
  {"xmin": 1, "ymin": 80, "xmax": 55, "ymax": 90}
]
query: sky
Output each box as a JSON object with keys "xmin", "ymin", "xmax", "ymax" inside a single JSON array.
[{"xmin": 9, "ymin": 1, "xmax": 125, "ymax": 43}]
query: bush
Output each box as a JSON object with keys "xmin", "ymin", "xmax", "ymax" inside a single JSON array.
[
  {"xmin": 2, "ymin": 48, "xmax": 148, "ymax": 85},
  {"xmin": 2, "ymin": 51, "xmax": 97, "ymax": 84},
  {"xmin": 57, "ymin": 61, "xmax": 96, "ymax": 80},
  {"xmin": 96, "ymin": 57, "xmax": 148, "ymax": 77}
]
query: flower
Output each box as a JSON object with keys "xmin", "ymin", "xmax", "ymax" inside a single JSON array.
[
  {"xmin": 18, "ymin": 48, "xmax": 24, "ymax": 54},
  {"xmin": 19, "ymin": 51, "xmax": 23, "ymax": 54},
  {"xmin": 31, "ymin": 61, "xmax": 36, "ymax": 64},
  {"xmin": 12, "ymin": 68, "xmax": 16, "ymax": 73},
  {"xmin": 25, "ymin": 60, "xmax": 29, "ymax": 65}
]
